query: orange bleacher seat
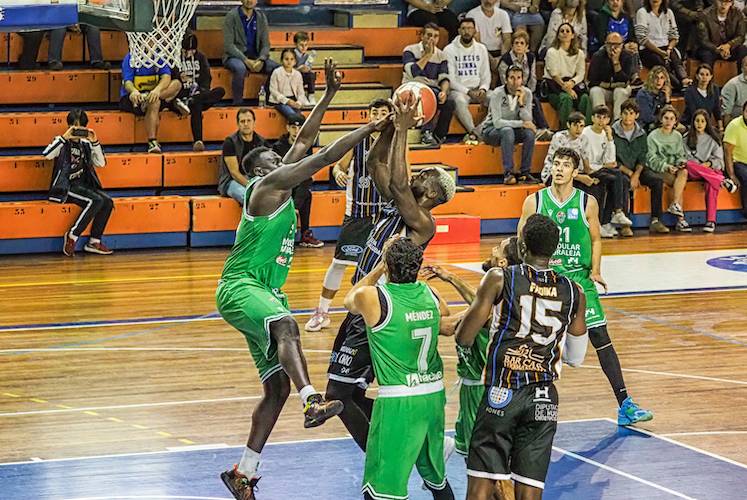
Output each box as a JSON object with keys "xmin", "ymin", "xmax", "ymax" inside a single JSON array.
[
  {"xmin": 0, "ymin": 111, "xmax": 135, "ymax": 148},
  {"xmin": 191, "ymin": 196, "xmax": 241, "ymax": 232},
  {"xmin": 164, "ymin": 152, "xmax": 221, "ymax": 187},
  {"xmin": 0, "ymin": 196, "xmax": 189, "ymax": 239},
  {"xmin": 0, "ymin": 153, "xmax": 162, "ymax": 192},
  {"xmin": 409, "ymin": 143, "xmax": 548, "ymax": 176},
  {"xmin": 633, "ymin": 183, "xmax": 743, "ymax": 214},
  {"xmin": 0, "ymin": 70, "xmax": 110, "ymax": 105}
]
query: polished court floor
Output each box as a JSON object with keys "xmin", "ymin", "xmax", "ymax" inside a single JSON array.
[{"xmin": 1, "ymin": 230, "xmax": 746, "ymax": 499}]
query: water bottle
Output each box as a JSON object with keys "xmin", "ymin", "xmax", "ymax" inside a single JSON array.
[{"xmin": 258, "ymin": 86, "xmax": 266, "ymax": 108}]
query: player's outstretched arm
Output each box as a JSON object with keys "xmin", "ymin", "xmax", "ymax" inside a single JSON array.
[
  {"xmin": 456, "ymin": 268, "xmax": 504, "ymax": 348},
  {"xmin": 282, "ymin": 59, "xmax": 341, "ymax": 164},
  {"xmin": 422, "ymin": 265, "xmax": 476, "ymax": 304},
  {"xmin": 516, "ymin": 194, "xmax": 537, "ymax": 237},
  {"xmin": 365, "ymin": 124, "xmax": 396, "ymax": 200},
  {"xmin": 388, "ymin": 102, "xmax": 434, "ymax": 245},
  {"xmin": 585, "ymin": 195, "xmax": 608, "ymax": 293}
]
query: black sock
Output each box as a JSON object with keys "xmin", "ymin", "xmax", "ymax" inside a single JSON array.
[
  {"xmin": 589, "ymin": 326, "xmax": 628, "ymax": 406},
  {"xmin": 426, "ymin": 480, "xmax": 455, "ymax": 500}
]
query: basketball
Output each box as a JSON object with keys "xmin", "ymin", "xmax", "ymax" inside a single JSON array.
[{"xmin": 393, "ymin": 82, "xmax": 437, "ymax": 127}]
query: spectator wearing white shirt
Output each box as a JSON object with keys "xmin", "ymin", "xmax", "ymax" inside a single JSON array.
[
  {"xmin": 467, "ymin": 0, "xmax": 513, "ymax": 86},
  {"xmin": 268, "ymin": 48, "xmax": 309, "ymax": 124},
  {"xmin": 582, "ymin": 105, "xmax": 634, "ymax": 237},
  {"xmin": 444, "ymin": 17, "xmax": 492, "ymax": 144},
  {"xmin": 634, "ymin": 0, "xmax": 691, "ymax": 90},
  {"xmin": 539, "ymin": 0, "xmax": 588, "ymax": 57},
  {"xmin": 541, "ymin": 111, "xmax": 595, "ymax": 184}
]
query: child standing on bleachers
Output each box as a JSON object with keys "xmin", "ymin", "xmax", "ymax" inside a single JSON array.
[
  {"xmin": 294, "ymin": 32, "xmax": 317, "ymax": 105},
  {"xmin": 268, "ymin": 48, "xmax": 309, "ymax": 124}
]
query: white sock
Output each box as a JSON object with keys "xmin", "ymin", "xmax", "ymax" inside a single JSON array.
[
  {"xmin": 318, "ymin": 297, "xmax": 333, "ymax": 313},
  {"xmin": 69, "ymin": 233, "xmax": 78, "ymax": 242},
  {"xmin": 299, "ymin": 385, "xmax": 317, "ymax": 405},
  {"xmin": 238, "ymin": 446, "xmax": 261, "ymax": 478},
  {"xmin": 89, "ymin": 237, "xmax": 100, "ymax": 244}
]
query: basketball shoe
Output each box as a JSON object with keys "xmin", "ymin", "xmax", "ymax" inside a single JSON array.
[
  {"xmin": 220, "ymin": 465, "xmax": 259, "ymax": 500},
  {"xmin": 303, "ymin": 394, "xmax": 343, "ymax": 428},
  {"xmin": 618, "ymin": 397, "xmax": 654, "ymax": 425}
]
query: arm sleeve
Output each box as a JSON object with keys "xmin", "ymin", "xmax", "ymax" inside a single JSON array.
[
  {"xmin": 604, "ymin": 137, "xmax": 617, "ymax": 165},
  {"xmin": 403, "ymin": 49, "xmax": 421, "ymax": 79},
  {"xmin": 527, "ymin": 58, "xmax": 537, "ymax": 92},
  {"xmin": 437, "ymin": 59, "xmax": 450, "ymax": 85},
  {"xmin": 635, "ymin": 9, "xmax": 649, "ymax": 46},
  {"xmin": 197, "ymin": 53, "xmax": 212, "ymax": 90},
  {"xmin": 711, "ymin": 142, "xmax": 725, "ymax": 170},
  {"xmin": 479, "ymin": 46, "xmax": 491, "ymax": 90},
  {"xmin": 90, "ymin": 142, "xmax": 106, "ymax": 168},
  {"xmin": 293, "ymin": 72, "xmax": 309, "ymax": 105},
  {"xmin": 223, "ymin": 14, "xmax": 246, "ymax": 61},
  {"xmin": 729, "ymin": 12, "xmax": 746, "ymax": 47},
  {"xmin": 646, "ymin": 133, "xmax": 668, "ymax": 172},
  {"xmin": 519, "ymin": 89, "xmax": 533, "ymax": 122},
  {"xmin": 667, "ymin": 10, "xmax": 680, "ymax": 41},
  {"xmin": 42, "ymin": 136, "xmax": 65, "ymax": 160},
  {"xmin": 572, "ymin": 52, "xmax": 586, "ymax": 85},
  {"xmin": 636, "ymin": 90, "xmax": 655, "ymax": 125},
  {"xmin": 257, "ymin": 13, "xmax": 271, "ymax": 61},
  {"xmin": 269, "ymin": 69, "xmax": 288, "ymax": 104}
]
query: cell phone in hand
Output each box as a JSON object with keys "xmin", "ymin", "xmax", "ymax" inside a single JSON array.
[{"xmin": 72, "ymin": 127, "xmax": 89, "ymax": 138}]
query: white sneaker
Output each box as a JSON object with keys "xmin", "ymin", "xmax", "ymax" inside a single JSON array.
[
  {"xmin": 600, "ymin": 223, "xmax": 618, "ymax": 238},
  {"xmin": 443, "ymin": 436, "xmax": 456, "ymax": 462},
  {"xmin": 610, "ymin": 211, "xmax": 633, "ymax": 226},
  {"xmin": 667, "ymin": 202, "xmax": 684, "ymax": 217},
  {"xmin": 308, "ymin": 94, "xmax": 317, "ymax": 105},
  {"xmin": 304, "ymin": 309, "xmax": 330, "ymax": 332}
]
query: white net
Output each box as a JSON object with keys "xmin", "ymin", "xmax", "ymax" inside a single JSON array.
[{"xmin": 126, "ymin": 0, "xmax": 200, "ymax": 68}]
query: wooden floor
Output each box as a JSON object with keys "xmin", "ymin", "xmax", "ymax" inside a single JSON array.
[{"xmin": 1, "ymin": 229, "xmax": 746, "ymax": 469}]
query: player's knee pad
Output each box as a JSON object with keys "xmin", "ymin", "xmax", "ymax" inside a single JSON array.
[
  {"xmin": 323, "ymin": 260, "xmax": 348, "ymax": 291},
  {"xmin": 588, "ymin": 325, "xmax": 612, "ymax": 351},
  {"xmin": 325, "ymin": 379, "xmax": 356, "ymax": 402}
]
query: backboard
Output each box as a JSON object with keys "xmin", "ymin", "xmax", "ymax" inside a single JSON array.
[{"xmin": 79, "ymin": 0, "xmax": 154, "ymax": 32}]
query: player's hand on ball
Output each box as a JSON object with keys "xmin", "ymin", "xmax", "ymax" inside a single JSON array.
[
  {"xmin": 392, "ymin": 97, "xmax": 422, "ymax": 130},
  {"xmin": 333, "ymin": 169, "xmax": 349, "ymax": 187},
  {"xmin": 324, "ymin": 59, "xmax": 343, "ymax": 93}
]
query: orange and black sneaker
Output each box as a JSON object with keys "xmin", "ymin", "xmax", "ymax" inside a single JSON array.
[
  {"xmin": 303, "ymin": 394, "xmax": 344, "ymax": 428},
  {"xmin": 220, "ymin": 465, "xmax": 259, "ymax": 500}
]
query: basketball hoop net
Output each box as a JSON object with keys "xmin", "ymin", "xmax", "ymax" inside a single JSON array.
[{"xmin": 126, "ymin": 0, "xmax": 199, "ymax": 68}]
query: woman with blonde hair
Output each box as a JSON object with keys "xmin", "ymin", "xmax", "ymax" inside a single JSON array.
[
  {"xmin": 636, "ymin": 65, "xmax": 670, "ymax": 130},
  {"xmin": 542, "ymin": 22, "xmax": 591, "ymax": 127},
  {"xmin": 539, "ymin": 0, "xmax": 587, "ymax": 56}
]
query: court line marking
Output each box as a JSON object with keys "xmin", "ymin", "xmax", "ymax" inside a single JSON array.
[
  {"xmin": 0, "ymin": 418, "xmax": 608, "ymax": 467},
  {"xmin": 62, "ymin": 496, "xmax": 232, "ymax": 500},
  {"xmin": 606, "ymin": 418, "xmax": 747, "ymax": 471},
  {"xmin": 661, "ymin": 431, "xmax": 747, "ymax": 437},
  {"xmin": 578, "ymin": 365, "xmax": 747, "ymax": 386},
  {"xmin": 552, "ymin": 445, "xmax": 696, "ymax": 499}
]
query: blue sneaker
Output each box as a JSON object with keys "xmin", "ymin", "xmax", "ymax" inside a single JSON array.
[{"xmin": 618, "ymin": 397, "xmax": 653, "ymax": 426}]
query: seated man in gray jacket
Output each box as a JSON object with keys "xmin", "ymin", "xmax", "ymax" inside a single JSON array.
[
  {"xmin": 480, "ymin": 65, "xmax": 540, "ymax": 184},
  {"xmin": 223, "ymin": 0, "xmax": 280, "ymax": 105}
]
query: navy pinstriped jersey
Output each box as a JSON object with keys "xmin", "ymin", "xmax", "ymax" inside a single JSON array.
[
  {"xmin": 485, "ymin": 264, "xmax": 580, "ymax": 390},
  {"xmin": 346, "ymin": 137, "xmax": 383, "ymax": 219},
  {"xmin": 352, "ymin": 202, "xmax": 406, "ymax": 284}
]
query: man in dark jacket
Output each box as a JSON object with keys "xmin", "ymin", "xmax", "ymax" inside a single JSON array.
[
  {"xmin": 695, "ymin": 0, "xmax": 747, "ymax": 72},
  {"xmin": 589, "ymin": 32, "xmax": 636, "ymax": 119},
  {"xmin": 271, "ymin": 115, "xmax": 324, "ymax": 248},
  {"xmin": 177, "ymin": 32, "xmax": 226, "ymax": 151},
  {"xmin": 670, "ymin": 0, "xmax": 704, "ymax": 53},
  {"xmin": 612, "ymin": 99, "xmax": 669, "ymax": 233},
  {"xmin": 222, "ymin": 0, "xmax": 280, "ymax": 105},
  {"xmin": 43, "ymin": 109, "xmax": 114, "ymax": 256},
  {"xmin": 218, "ymin": 108, "xmax": 268, "ymax": 205}
]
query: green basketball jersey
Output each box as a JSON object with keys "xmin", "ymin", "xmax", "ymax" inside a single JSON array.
[
  {"xmin": 536, "ymin": 187, "xmax": 591, "ymax": 274},
  {"xmin": 220, "ymin": 177, "xmax": 296, "ymax": 288},
  {"xmin": 457, "ymin": 327, "xmax": 490, "ymax": 381},
  {"xmin": 368, "ymin": 282, "xmax": 444, "ymax": 390}
]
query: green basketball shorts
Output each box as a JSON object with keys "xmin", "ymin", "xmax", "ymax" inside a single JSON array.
[
  {"xmin": 563, "ymin": 269, "xmax": 607, "ymax": 329},
  {"xmin": 454, "ymin": 381, "xmax": 484, "ymax": 456},
  {"xmin": 363, "ymin": 389, "xmax": 447, "ymax": 499},
  {"xmin": 216, "ymin": 277, "xmax": 291, "ymax": 383}
]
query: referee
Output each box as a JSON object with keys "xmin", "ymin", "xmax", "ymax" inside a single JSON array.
[{"xmin": 44, "ymin": 109, "xmax": 113, "ymax": 257}]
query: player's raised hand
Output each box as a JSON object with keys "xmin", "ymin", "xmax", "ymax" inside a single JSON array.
[
  {"xmin": 591, "ymin": 273, "xmax": 608, "ymax": 294},
  {"xmin": 324, "ymin": 58, "xmax": 343, "ymax": 94},
  {"xmin": 421, "ymin": 265, "xmax": 452, "ymax": 282},
  {"xmin": 392, "ymin": 96, "xmax": 421, "ymax": 131}
]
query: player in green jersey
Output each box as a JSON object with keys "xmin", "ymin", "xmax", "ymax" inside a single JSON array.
[
  {"xmin": 218, "ymin": 60, "xmax": 390, "ymax": 500},
  {"xmin": 345, "ymin": 237, "xmax": 455, "ymax": 500},
  {"xmin": 422, "ymin": 237, "xmax": 522, "ymax": 459},
  {"xmin": 518, "ymin": 147, "xmax": 653, "ymax": 427}
]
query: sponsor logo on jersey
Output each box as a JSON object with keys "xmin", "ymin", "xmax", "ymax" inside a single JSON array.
[
  {"xmin": 534, "ymin": 385, "xmax": 551, "ymax": 402},
  {"xmin": 358, "ymin": 176, "xmax": 372, "ymax": 189},
  {"xmin": 556, "ymin": 211, "xmax": 566, "ymax": 224},
  {"xmin": 535, "ymin": 403, "xmax": 558, "ymax": 421},
  {"xmin": 504, "ymin": 344, "xmax": 546, "ymax": 372},
  {"xmin": 406, "ymin": 371, "xmax": 443, "ymax": 387},
  {"xmin": 341, "ymin": 244, "xmax": 363, "ymax": 256},
  {"xmin": 487, "ymin": 386, "xmax": 512, "ymax": 409},
  {"xmin": 275, "ymin": 255, "xmax": 288, "ymax": 266},
  {"xmin": 568, "ymin": 208, "xmax": 579, "ymax": 220}
]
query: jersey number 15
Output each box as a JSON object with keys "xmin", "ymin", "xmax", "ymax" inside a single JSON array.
[{"xmin": 516, "ymin": 296, "xmax": 562, "ymax": 346}]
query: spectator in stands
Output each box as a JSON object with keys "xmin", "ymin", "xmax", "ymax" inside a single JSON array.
[
  {"xmin": 498, "ymin": 31, "xmax": 551, "ymax": 133},
  {"xmin": 480, "ymin": 65, "xmax": 540, "ymax": 185},
  {"xmin": 694, "ymin": 0, "xmax": 747, "ymax": 73},
  {"xmin": 18, "ymin": 31, "xmax": 44, "ymax": 70},
  {"xmin": 119, "ymin": 52, "xmax": 189, "ymax": 154},
  {"xmin": 177, "ymin": 32, "xmax": 226, "ymax": 152},
  {"xmin": 218, "ymin": 108, "xmax": 268, "ymax": 205},
  {"xmin": 541, "ymin": 112, "xmax": 597, "ymax": 188},
  {"xmin": 501, "ymin": 0, "xmax": 546, "ymax": 51},
  {"xmin": 268, "ymin": 49, "xmax": 309, "ymax": 124},
  {"xmin": 594, "ymin": 0, "xmax": 637, "ymax": 54},
  {"xmin": 48, "ymin": 24, "xmax": 110, "ymax": 71},
  {"xmin": 612, "ymin": 98, "xmax": 670, "ymax": 233},
  {"xmin": 684, "ymin": 109, "xmax": 735, "ymax": 232},
  {"xmin": 636, "ymin": 65, "xmax": 671, "ymax": 130},
  {"xmin": 588, "ymin": 32, "xmax": 636, "ymax": 119},
  {"xmin": 539, "ymin": 0, "xmax": 588, "ymax": 56},
  {"xmin": 723, "ymin": 101, "xmax": 747, "ymax": 216},
  {"xmin": 467, "ymin": 0, "xmax": 513, "ymax": 86},
  {"xmin": 721, "ymin": 56, "xmax": 747, "ymax": 123},
  {"xmin": 444, "ymin": 17, "xmax": 492, "ymax": 144},
  {"xmin": 634, "ymin": 0, "xmax": 691, "ymax": 90},
  {"xmin": 402, "ymin": 22, "xmax": 456, "ymax": 145},
  {"xmin": 542, "ymin": 22, "xmax": 591, "ymax": 128},
  {"xmin": 582, "ymin": 105, "xmax": 634, "ymax": 237},
  {"xmin": 294, "ymin": 31, "xmax": 317, "ymax": 105},
  {"xmin": 223, "ymin": 0, "xmax": 279, "ymax": 105},
  {"xmin": 646, "ymin": 104, "xmax": 692, "ymax": 231},
  {"xmin": 682, "ymin": 64, "xmax": 722, "ymax": 130},
  {"xmin": 43, "ymin": 109, "xmax": 113, "ymax": 257},
  {"xmin": 670, "ymin": 0, "xmax": 704, "ymax": 53},
  {"xmin": 272, "ymin": 115, "xmax": 323, "ymax": 248},
  {"xmin": 404, "ymin": 0, "xmax": 460, "ymax": 42}
]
